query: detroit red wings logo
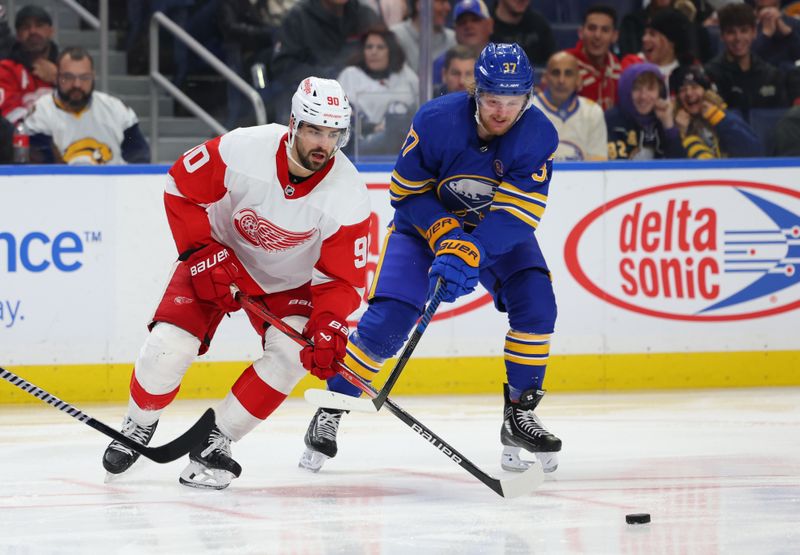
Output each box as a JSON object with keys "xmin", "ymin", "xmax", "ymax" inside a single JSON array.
[{"xmin": 233, "ymin": 208, "xmax": 317, "ymax": 252}]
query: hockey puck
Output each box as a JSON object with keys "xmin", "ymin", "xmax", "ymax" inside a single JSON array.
[{"xmin": 626, "ymin": 513, "xmax": 651, "ymax": 524}]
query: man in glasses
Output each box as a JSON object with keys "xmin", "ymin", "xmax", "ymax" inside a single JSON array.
[
  {"xmin": 0, "ymin": 4, "xmax": 58, "ymax": 125},
  {"xmin": 23, "ymin": 46, "xmax": 150, "ymax": 164}
]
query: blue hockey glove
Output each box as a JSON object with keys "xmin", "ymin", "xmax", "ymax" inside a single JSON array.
[{"xmin": 428, "ymin": 234, "xmax": 485, "ymax": 302}]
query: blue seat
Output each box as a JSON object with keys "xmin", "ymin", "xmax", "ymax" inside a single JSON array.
[{"xmin": 748, "ymin": 108, "xmax": 789, "ymax": 155}]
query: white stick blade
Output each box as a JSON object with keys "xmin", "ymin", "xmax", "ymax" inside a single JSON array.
[
  {"xmin": 303, "ymin": 389, "xmax": 378, "ymax": 412},
  {"xmin": 499, "ymin": 461, "xmax": 546, "ymax": 498}
]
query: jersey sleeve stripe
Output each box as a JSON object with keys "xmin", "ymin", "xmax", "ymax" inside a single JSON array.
[
  {"xmin": 493, "ymin": 191, "xmax": 546, "ymax": 218},
  {"xmin": 490, "ymin": 202, "xmax": 542, "ymax": 229},
  {"xmin": 390, "ymin": 171, "xmax": 436, "ymax": 201},
  {"xmin": 498, "ymin": 182, "xmax": 548, "ymax": 205}
]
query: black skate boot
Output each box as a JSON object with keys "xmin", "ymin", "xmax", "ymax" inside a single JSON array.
[
  {"xmin": 179, "ymin": 425, "xmax": 242, "ymax": 490},
  {"xmin": 102, "ymin": 417, "xmax": 158, "ymax": 475},
  {"xmin": 500, "ymin": 383, "xmax": 561, "ymax": 473},
  {"xmin": 298, "ymin": 408, "xmax": 345, "ymax": 473}
]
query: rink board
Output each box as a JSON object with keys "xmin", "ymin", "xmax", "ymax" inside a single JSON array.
[{"xmin": 1, "ymin": 161, "xmax": 799, "ymax": 403}]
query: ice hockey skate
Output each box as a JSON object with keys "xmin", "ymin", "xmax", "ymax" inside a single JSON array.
[
  {"xmin": 500, "ymin": 383, "xmax": 561, "ymax": 473},
  {"xmin": 299, "ymin": 407, "xmax": 345, "ymax": 473},
  {"xmin": 179, "ymin": 426, "xmax": 241, "ymax": 490},
  {"xmin": 102, "ymin": 416, "xmax": 158, "ymax": 476}
]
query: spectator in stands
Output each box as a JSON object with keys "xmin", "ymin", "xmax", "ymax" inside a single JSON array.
[
  {"xmin": 337, "ymin": 26, "xmax": 417, "ymax": 153},
  {"xmin": 489, "ymin": 0, "xmax": 555, "ymax": 67},
  {"xmin": 620, "ymin": 0, "xmax": 673, "ymax": 56},
  {"xmin": 620, "ymin": 0, "xmax": 712, "ymax": 62},
  {"xmin": 622, "ymin": 8, "xmax": 694, "ymax": 79},
  {"xmin": 704, "ymin": 3, "xmax": 789, "ymax": 118},
  {"xmin": 533, "ymin": 51, "xmax": 607, "ymax": 161},
  {"xmin": 0, "ymin": 5, "xmax": 58, "ymax": 124},
  {"xmin": 23, "ymin": 47, "xmax": 150, "ymax": 164},
  {"xmin": 432, "ymin": 0, "xmax": 492, "ymax": 87},
  {"xmin": 361, "ymin": 0, "xmax": 408, "ymax": 27},
  {"xmin": 218, "ymin": 0, "xmax": 274, "ymax": 128},
  {"xmin": 436, "ymin": 44, "xmax": 478, "ymax": 96},
  {"xmin": 566, "ymin": 4, "xmax": 621, "ymax": 111},
  {"xmin": 0, "ymin": 4, "xmax": 13, "ymax": 59},
  {"xmin": 606, "ymin": 63, "xmax": 685, "ymax": 159},
  {"xmin": 774, "ymin": 105, "xmax": 800, "ymax": 156},
  {"xmin": 670, "ymin": 64, "xmax": 762, "ymax": 157},
  {"xmin": 390, "ymin": 0, "xmax": 454, "ymax": 72},
  {"xmin": 271, "ymin": 0, "xmax": 379, "ymax": 122},
  {"xmin": 752, "ymin": 0, "xmax": 800, "ymax": 69},
  {"xmin": 621, "ymin": 8, "xmax": 694, "ymax": 80}
]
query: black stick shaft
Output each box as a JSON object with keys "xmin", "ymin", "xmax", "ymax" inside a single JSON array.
[
  {"xmin": 237, "ymin": 295, "xmax": 508, "ymax": 497},
  {"xmin": 373, "ymin": 279, "xmax": 444, "ymax": 409},
  {"xmin": 0, "ymin": 367, "xmax": 214, "ymax": 464}
]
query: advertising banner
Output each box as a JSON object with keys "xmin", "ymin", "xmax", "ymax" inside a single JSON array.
[{"xmin": 1, "ymin": 162, "xmax": 798, "ymax": 399}]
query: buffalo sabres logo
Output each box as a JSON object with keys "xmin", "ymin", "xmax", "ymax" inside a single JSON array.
[
  {"xmin": 233, "ymin": 208, "xmax": 317, "ymax": 252},
  {"xmin": 63, "ymin": 138, "xmax": 113, "ymax": 164},
  {"xmin": 439, "ymin": 177, "xmax": 498, "ymax": 228}
]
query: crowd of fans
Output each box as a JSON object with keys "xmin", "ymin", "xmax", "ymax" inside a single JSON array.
[{"xmin": 2, "ymin": 0, "xmax": 800, "ymax": 163}]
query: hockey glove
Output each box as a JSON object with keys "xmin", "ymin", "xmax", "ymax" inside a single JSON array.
[
  {"xmin": 184, "ymin": 242, "xmax": 243, "ymax": 312},
  {"xmin": 425, "ymin": 216, "xmax": 462, "ymax": 252},
  {"xmin": 428, "ymin": 234, "xmax": 485, "ymax": 303},
  {"xmin": 300, "ymin": 313, "xmax": 349, "ymax": 380}
]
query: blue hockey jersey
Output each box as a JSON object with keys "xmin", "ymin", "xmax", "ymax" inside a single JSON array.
[{"xmin": 388, "ymin": 91, "xmax": 558, "ymax": 263}]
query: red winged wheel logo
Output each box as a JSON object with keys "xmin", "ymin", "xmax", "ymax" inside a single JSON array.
[{"xmin": 233, "ymin": 208, "xmax": 317, "ymax": 252}]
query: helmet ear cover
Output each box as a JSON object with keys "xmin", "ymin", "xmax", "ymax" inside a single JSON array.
[{"xmin": 288, "ymin": 77, "xmax": 352, "ymax": 152}]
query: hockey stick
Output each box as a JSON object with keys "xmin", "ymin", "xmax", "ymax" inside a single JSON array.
[
  {"xmin": 371, "ymin": 278, "xmax": 444, "ymax": 409},
  {"xmin": 0, "ymin": 366, "xmax": 215, "ymax": 464},
  {"xmin": 237, "ymin": 294, "xmax": 544, "ymax": 499},
  {"xmin": 304, "ymin": 279, "xmax": 444, "ymax": 413}
]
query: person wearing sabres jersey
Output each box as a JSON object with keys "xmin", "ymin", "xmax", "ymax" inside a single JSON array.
[{"xmin": 300, "ymin": 43, "xmax": 563, "ymax": 475}]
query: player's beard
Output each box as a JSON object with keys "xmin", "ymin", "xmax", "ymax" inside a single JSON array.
[
  {"xmin": 57, "ymin": 83, "xmax": 93, "ymax": 112},
  {"xmin": 296, "ymin": 142, "xmax": 332, "ymax": 172}
]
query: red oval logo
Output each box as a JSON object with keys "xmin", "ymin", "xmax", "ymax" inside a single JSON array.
[{"xmin": 564, "ymin": 180, "xmax": 800, "ymax": 321}]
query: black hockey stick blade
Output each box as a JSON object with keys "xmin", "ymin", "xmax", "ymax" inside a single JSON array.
[
  {"xmin": 0, "ymin": 366, "xmax": 215, "ymax": 464},
  {"xmin": 371, "ymin": 278, "xmax": 445, "ymax": 410},
  {"xmin": 236, "ymin": 296, "xmax": 545, "ymax": 498}
]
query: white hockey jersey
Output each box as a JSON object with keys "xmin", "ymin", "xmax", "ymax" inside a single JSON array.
[
  {"xmin": 165, "ymin": 124, "xmax": 371, "ymax": 317},
  {"xmin": 24, "ymin": 90, "xmax": 140, "ymax": 164},
  {"xmin": 532, "ymin": 92, "xmax": 608, "ymax": 161}
]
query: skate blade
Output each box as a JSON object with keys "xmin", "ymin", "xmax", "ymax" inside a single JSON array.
[
  {"xmin": 501, "ymin": 446, "xmax": 559, "ymax": 473},
  {"xmin": 298, "ymin": 448, "xmax": 329, "ymax": 473},
  {"xmin": 179, "ymin": 461, "xmax": 234, "ymax": 490}
]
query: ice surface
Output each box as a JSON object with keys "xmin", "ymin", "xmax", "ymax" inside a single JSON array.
[{"xmin": 1, "ymin": 388, "xmax": 799, "ymax": 554}]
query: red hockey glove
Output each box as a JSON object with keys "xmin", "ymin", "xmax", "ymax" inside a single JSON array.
[
  {"xmin": 300, "ymin": 313, "xmax": 349, "ymax": 380},
  {"xmin": 184, "ymin": 242, "xmax": 242, "ymax": 312}
]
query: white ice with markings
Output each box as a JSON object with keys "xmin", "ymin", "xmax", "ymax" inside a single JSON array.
[{"xmin": 1, "ymin": 388, "xmax": 799, "ymax": 554}]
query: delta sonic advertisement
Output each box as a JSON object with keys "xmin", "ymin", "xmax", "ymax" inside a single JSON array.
[{"xmin": 556, "ymin": 171, "xmax": 800, "ymax": 354}]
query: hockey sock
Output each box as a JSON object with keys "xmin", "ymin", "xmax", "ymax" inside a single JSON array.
[{"xmin": 505, "ymin": 330, "xmax": 551, "ymax": 400}]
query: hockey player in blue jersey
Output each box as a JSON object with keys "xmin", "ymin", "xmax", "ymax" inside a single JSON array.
[{"xmin": 300, "ymin": 42, "xmax": 563, "ymax": 474}]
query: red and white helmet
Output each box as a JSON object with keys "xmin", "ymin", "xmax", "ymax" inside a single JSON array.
[{"xmin": 288, "ymin": 77, "xmax": 352, "ymax": 152}]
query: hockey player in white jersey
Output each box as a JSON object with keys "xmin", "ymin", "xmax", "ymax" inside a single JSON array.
[{"xmin": 102, "ymin": 77, "xmax": 371, "ymax": 489}]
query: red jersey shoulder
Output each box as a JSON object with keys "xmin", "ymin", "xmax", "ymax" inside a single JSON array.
[{"xmin": 168, "ymin": 135, "xmax": 228, "ymax": 204}]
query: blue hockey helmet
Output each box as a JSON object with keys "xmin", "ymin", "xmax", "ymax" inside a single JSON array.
[{"xmin": 474, "ymin": 43, "xmax": 534, "ymax": 96}]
